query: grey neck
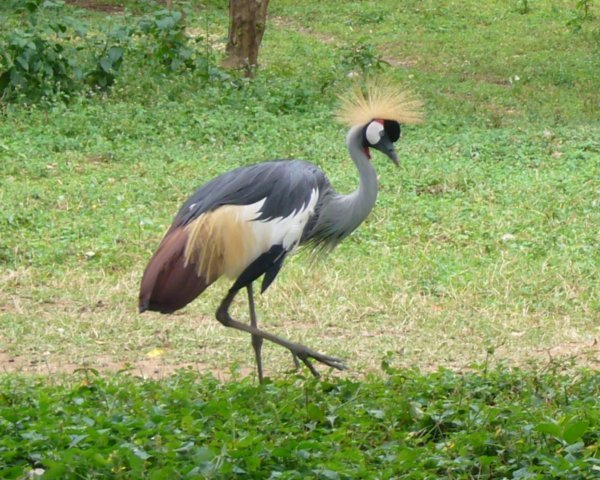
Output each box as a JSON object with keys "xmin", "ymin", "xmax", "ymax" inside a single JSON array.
[
  {"xmin": 323, "ymin": 125, "xmax": 378, "ymax": 239},
  {"xmin": 345, "ymin": 124, "xmax": 378, "ymax": 222}
]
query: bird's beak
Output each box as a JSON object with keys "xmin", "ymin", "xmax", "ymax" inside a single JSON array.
[
  {"xmin": 374, "ymin": 136, "xmax": 399, "ymax": 166},
  {"xmin": 388, "ymin": 148, "xmax": 399, "ymax": 166}
]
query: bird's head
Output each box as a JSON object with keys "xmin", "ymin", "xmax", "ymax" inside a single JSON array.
[
  {"xmin": 363, "ymin": 118, "xmax": 401, "ymax": 165},
  {"xmin": 336, "ymin": 80, "xmax": 423, "ymax": 166}
]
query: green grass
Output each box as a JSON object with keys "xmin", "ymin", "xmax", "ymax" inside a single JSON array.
[
  {"xmin": 1, "ymin": 367, "xmax": 599, "ymax": 478},
  {"xmin": 0, "ymin": 0, "xmax": 598, "ymax": 379},
  {"xmin": 0, "ymin": 1, "xmax": 599, "ymax": 477}
]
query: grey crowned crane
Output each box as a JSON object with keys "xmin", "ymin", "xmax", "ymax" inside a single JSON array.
[{"xmin": 139, "ymin": 83, "xmax": 422, "ymax": 382}]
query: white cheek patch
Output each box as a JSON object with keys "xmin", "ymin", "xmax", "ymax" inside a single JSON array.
[{"xmin": 366, "ymin": 121, "xmax": 384, "ymax": 145}]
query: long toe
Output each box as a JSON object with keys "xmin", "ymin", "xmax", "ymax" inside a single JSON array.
[
  {"xmin": 300, "ymin": 357, "xmax": 321, "ymax": 378},
  {"xmin": 319, "ymin": 356, "xmax": 346, "ymax": 371},
  {"xmin": 309, "ymin": 350, "xmax": 346, "ymax": 370},
  {"xmin": 290, "ymin": 352, "xmax": 301, "ymax": 369},
  {"xmin": 295, "ymin": 347, "xmax": 346, "ymax": 372}
]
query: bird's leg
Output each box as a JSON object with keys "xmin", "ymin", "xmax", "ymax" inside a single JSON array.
[
  {"xmin": 216, "ymin": 288, "xmax": 346, "ymax": 377},
  {"xmin": 246, "ymin": 283, "xmax": 264, "ymax": 384}
]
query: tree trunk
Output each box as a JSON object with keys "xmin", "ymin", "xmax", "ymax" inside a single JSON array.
[{"xmin": 222, "ymin": 0, "xmax": 269, "ymax": 76}]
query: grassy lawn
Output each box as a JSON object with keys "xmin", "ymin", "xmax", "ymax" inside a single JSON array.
[
  {"xmin": 0, "ymin": 0, "xmax": 598, "ymax": 381},
  {"xmin": 0, "ymin": 1, "xmax": 599, "ymax": 478}
]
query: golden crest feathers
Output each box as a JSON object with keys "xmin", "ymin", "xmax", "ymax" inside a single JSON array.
[{"xmin": 336, "ymin": 80, "xmax": 423, "ymax": 127}]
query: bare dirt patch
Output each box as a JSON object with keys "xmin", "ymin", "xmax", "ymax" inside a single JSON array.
[
  {"xmin": 270, "ymin": 16, "xmax": 336, "ymax": 45},
  {"xmin": 65, "ymin": 0, "xmax": 124, "ymax": 13},
  {"xmin": 0, "ymin": 351, "xmax": 254, "ymax": 381},
  {"xmin": 531, "ymin": 339, "xmax": 600, "ymax": 368},
  {"xmin": 1, "ymin": 338, "xmax": 597, "ymax": 380}
]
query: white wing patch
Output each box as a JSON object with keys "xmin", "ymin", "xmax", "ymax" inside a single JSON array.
[
  {"xmin": 184, "ymin": 190, "xmax": 320, "ymax": 280},
  {"xmin": 247, "ymin": 188, "xmax": 319, "ymax": 255}
]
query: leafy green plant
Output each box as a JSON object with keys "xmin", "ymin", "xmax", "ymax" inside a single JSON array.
[
  {"xmin": 0, "ymin": 23, "xmax": 76, "ymax": 102},
  {"xmin": 86, "ymin": 45, "xmax": 125, "ymax": 91},
  {"xmin": 138, "ymin": 9, "xmax": 198, "ymax": 72},
  {"xmin": 0, "ymin": 0, "xmax": 131, "ymax": 101},
  {"xmin": 85, "ymin": 26, "xmax": 132, "ymax": 91},
  {"xmin": 0, "ymin": 2, "xmax": 223, "ymax": 102},
  {"xmin": 0, "ymin": 368, "xmax": 598, "ymax": 478},
  {"xmin": 338, "ymin": 41, "xmax": 389, "ymax": 75},
  {"xmin": 568, "ymin": 0, "xmax": 595, "ymax": 31},
  {"xmin": 2, "ymin": 0, "xmax": 60, "ymax": 13},
  {"xmin": 517, "ymin": 0, "xmax": 531, "ymax": 14}
]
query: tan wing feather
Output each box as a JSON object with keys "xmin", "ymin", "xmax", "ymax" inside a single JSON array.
[
  {"xmin": 336, "ymin": 80, "xmax": 423, "ymax": 127},
  {"xmin": 185, "ymin": 213, "xmax": 224, "ymax": 283},
  {"xmin": 184, "ymin": 205, "xmax": 259, "ymax": 282}
]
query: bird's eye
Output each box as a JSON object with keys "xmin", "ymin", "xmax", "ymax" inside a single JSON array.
[{"xmin": 365, "ymin": 121, "xmax": 385, "ymax": 145}]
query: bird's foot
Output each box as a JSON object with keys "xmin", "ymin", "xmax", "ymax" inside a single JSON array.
[{"xmin": 290, "ymin": 346, "xmax": 346, "ymax": 378}]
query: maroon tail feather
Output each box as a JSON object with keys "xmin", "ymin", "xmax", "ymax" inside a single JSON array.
[{"xmin": 139, "ymin": 227, "xmax": 212, "ymax": 314}]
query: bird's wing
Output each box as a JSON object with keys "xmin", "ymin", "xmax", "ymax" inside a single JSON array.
[
  {"xmin": 174, "ymin": 160, "xmax": 329, "ymax": 228},
  {"xmin": 178, "ymin": 160, "xmax": 329, "ymax": 280},
  {"xmin": 139, "ymin": 160, "xmax": 330, "ymax": 313}
]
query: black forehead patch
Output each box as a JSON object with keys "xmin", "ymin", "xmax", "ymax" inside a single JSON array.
[{"xmin": 384, "ymin": 120, "xmax": 401, "ymax": 142}]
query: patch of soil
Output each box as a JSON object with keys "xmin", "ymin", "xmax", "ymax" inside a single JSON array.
[
  {"xmin": 532, "ymin": 339, "xmax": 599, "ymax": 366},
  {"xmin": 270, "ymin": 16, "xmax": 336, "ymax": 45},
  {"xmin": 1, "ymin": 338, "xmax": 597, "ymax": 381},
  {"xmin": 65, "ymin": 0, "xmax": 125, "ymax": 13},
  {"xmin": 0, "ymin": 352, "xmax": 253, "ymax": 381},
  {"xmin": 381, "ymin": 56, "xmax": 417, "ymax": 69}
]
